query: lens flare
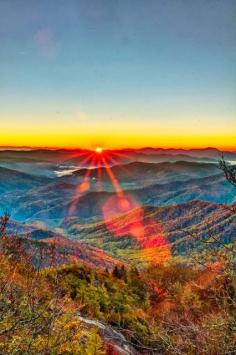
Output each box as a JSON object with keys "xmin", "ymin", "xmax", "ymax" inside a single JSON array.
[{"xmin": 65, "ymin": 148, "xmax": 171, "ymax": 266}]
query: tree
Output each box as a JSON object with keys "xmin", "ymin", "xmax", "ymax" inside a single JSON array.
[
  {"xmin": 0, "ymin": 211, "xmax": 10, "ymax": 238},
  {"xmin": 83, "ymin": 329, "xmax": 105, "ymax": 355},
  {"xmin": 112, "ymin": 265, "xmax": 127, "ymax": 280},
  {"xmin": 0, "ymin": 214, "xmax": 95, "ymax": 354},
  {"xmin": 219, "ymin": 156, "xmax": 236, "ymax": 187}
]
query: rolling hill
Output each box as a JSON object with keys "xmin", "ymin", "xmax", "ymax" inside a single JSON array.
[
  {"xmin": 0, "ymin": 166, "xmax": 52, "ymax": 192},
  {"xmin": 2, "ymin": 217, "xmax": 121, "ymax": 270},
  {"xmin": 5, "ymin": 172, "xmax": 235, "ymax": 225},
  {"xmin": 65, "ymin": 160, "xmax": 221, "ymax": 188},
  {"xmin": 64, "ymin": 200, "xmax": 236, "ymax": 264}
]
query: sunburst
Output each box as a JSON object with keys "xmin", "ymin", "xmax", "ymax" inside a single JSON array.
[{"xmin": 65, "ymin": 148, "xmax": 170, "ymax": 265}]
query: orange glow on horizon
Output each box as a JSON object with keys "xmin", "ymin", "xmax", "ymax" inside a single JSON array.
[{"xmin": 0, "ymin": 129, "xmax": 236, "ymax": 152}]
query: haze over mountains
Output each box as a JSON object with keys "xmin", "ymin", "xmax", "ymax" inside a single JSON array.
[
  {"xmin": 0, "ymin": 147, "xmax": 235, "ymax": 265},
  {"xmin": 0, "ymin": 147, "xmax": 236, "ymax": 176}
]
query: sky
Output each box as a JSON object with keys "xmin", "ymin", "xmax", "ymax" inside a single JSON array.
[{"xmin": 0, "ymin": 0, "xmax": 235, "ymax": 149}]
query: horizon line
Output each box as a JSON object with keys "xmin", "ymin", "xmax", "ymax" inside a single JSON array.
[{"xmin": 0, "ymin": 145, "xmax": 236, "ymax": 152}]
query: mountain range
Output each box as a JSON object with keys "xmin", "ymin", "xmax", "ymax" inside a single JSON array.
[{"xmin": 0, "ymin": 148, "xmax": 235, "ymax": 266}]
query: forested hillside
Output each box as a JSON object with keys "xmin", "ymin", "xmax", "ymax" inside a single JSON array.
[{"xmin": 1, "ymin": 207, "xmax": 236, "ymax": 354}]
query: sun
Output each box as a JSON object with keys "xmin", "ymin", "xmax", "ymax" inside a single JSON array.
[{"xmin": 95, "ymin": 147, "xmax": 103, "ymax": 154}]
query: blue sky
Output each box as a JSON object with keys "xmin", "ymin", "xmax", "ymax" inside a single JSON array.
[{"xmin": 0, "ymin": 0, "xmax": 235, "ymax": 148}]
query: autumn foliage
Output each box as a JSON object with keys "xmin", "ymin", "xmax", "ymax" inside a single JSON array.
[{"xmin": 0, "ymin": 203, "xmax": 236, "ymax": 354}]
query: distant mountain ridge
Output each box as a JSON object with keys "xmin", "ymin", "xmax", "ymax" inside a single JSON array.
[
  {"xmin": 0, "ymin": 147, "xmax": 235, "ymax": 180},
  {"xmin": 0, "ymin": 166, "xmax": 52, "ymax": 193},
  {"xmin": 2, "ymin": 171, "xmax": 234, "ymax": 225},
  {"xmin": 62, "ymin": 160, "xmax": 222, "ymax": 190},
  {"xmin": 0, "ymin": 147, "xmax": 235, "ymax": 160}
]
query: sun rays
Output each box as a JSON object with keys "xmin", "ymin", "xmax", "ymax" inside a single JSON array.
[{"xmin": 64, "ymin": 148, "xmax": 171, "ymax": 265}]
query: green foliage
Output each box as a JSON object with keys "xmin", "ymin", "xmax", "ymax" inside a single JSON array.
[{"xmin": 83, "ymin": 329, "xmax": 105, "ymax": 355}]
